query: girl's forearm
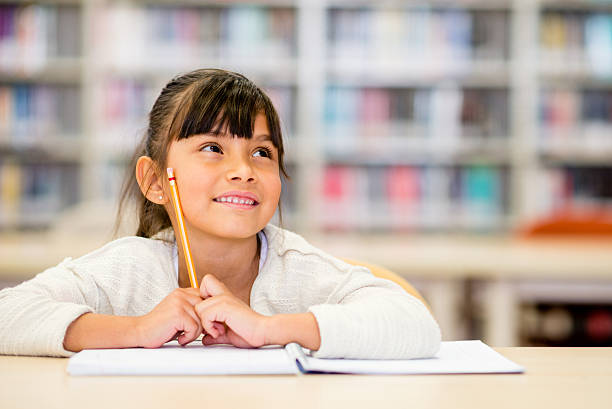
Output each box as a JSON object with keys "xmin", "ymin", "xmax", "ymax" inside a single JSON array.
[
  {"xmin": 63, "ymin": 313, "xmax": 140, "ymax": 352},
  {"xmin": 265, "ymin": 312, "xmax": 321, "ymax": 351}
]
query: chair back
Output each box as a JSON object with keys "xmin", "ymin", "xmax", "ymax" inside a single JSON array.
[{"xmin": 342, "ymin": 258, "xmax": 431, "ymax": 312}]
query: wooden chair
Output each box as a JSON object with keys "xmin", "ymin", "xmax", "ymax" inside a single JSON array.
[{"xmin": 342, "ymin": 258, "xmax": 431, "ymax": 312}]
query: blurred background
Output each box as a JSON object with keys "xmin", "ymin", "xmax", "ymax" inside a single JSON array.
[{"xmin": 1, "ymin": 0, "xmax": 612, "ymax": 347}]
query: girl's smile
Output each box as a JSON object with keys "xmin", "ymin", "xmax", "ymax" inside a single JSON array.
[{"xmin": 213, "ymin": 190, "xmax": 260, "ymax": 209}]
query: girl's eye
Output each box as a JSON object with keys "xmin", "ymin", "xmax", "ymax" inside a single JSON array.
[
  {"xmin": 201, "ymin": 144, "xmax": 222, "ymax": 154},
  {"xmin": 253, "ymin": 147, "xmax": 273, "ymax": 158}
]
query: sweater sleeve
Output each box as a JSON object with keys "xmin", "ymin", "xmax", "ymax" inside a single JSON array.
[
  {"xmin": 0, "ymin": 259, "xmax": 98, "ymax": 357},
  {"xmin": 307, "ymin": 265, "xmax": 441, "ymax": 359}
]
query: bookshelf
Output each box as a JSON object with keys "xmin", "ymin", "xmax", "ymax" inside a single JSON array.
[{"xmin": 1, "ymin": 0, "xmax": 612, "ymax": 345}]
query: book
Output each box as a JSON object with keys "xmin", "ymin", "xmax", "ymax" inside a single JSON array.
[{"xmin": 67, "ymin": 340, "xmax": 524, "ymax": 376}]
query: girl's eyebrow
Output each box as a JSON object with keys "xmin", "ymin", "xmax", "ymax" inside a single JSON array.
[{"xmin": 254, "ymin": 134, "xmax": 272, "ymax": 142}]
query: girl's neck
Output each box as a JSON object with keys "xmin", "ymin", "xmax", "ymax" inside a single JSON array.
[{"xmin": 176, "ymin": 230, "xmax": 260, "ymax": 304}]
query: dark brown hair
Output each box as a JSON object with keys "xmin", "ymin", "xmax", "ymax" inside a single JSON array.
[{"xmin": 115, "ymin": 68, "xmax": 287, "ymax": 238}]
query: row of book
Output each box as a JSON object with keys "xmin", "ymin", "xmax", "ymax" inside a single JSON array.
[
  {"xmin": 100, "ymin": 5, "xmax": 295, "ymax": 68},
  {"xmin": 318, "ymin": 164, "xmax": 508, "ymax": 231},
  {"xmin": 535, "ymin": 166, "xmax": 612, "ymax": 217},
  {"xmin": 4, "ymin": 83, "xmax": 610, "ymax": 159},
  {"xmin": 317, "ymin": 164, "xmax": 612, "ymax": 231},
  {"xmin": 327, "ymin": 8, "xmax": 509, "ymax": 61},
  {"xmin": 99, "ymin": 79, "xmax": 151, "ymax": 153},
  {"xmin": 541, "ymin": 89, "xmax": 612, "ymax": 126},
  {"xmin": 0, "ymin": 160, "xmax": 80, "ymax": 229},
  {"xmin": 521, "ymin": 303, "xmax": 612, "ymax": 346},
  {"xmin": 0, "ymin": 84, "xmax": 81, "ymax": 145},
  {"xmin": 0, "ymin": 4, "xmax": 81, "ymax": 73},
  {"xmin": 539, "ymin": 88, "xmax": 612, "ymax": 150},
  {"xmin": 324, "ymin": 86, "xmax": 508, "ymax": 139},
  {"xmin": 540, "ymin": 11, "xmax": 612, "ymax": 75}
]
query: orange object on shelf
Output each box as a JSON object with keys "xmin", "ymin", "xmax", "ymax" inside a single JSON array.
[{"xmin": 520, "ymin": 208, "xmax": 612, "ymax": 237}]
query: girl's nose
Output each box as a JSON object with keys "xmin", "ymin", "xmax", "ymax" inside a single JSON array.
[{"xmin": 227, "ymin": 156, "xmax": 256, "ymax": 183}]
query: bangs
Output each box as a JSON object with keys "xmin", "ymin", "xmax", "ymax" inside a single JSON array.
[{"xmin": 167, "ymin": 73, "xmax": 283, "ymax": 151}]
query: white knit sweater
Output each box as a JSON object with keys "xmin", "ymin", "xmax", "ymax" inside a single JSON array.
[{"xmin": 0, "ymin": 224, "xmax": 440, "ymax": 358}]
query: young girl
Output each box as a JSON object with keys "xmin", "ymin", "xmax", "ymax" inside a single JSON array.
[{"xmin": 0, "ymin": 69, "xmax": 440, "ymax": 358}]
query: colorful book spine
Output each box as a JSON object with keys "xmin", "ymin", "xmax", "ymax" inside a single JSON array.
[
  {"xmin": 324, "ymin": 86, "xmax": 508, "ymax": 143},
  {"xmin": 0, "ymin": 4, "xmax": 80, "ymax": 73},
  {"xmin": 540, "ymin": 11, "xmax": 612, "ymax": 76},
  {"xmin": 319, "ymin": 164, "xmax": 507, "ymax": 231},
  {"xmin": 0, "ymin": 161, "xmax": 79, "ymax": 229},
  {"xmin": 539, "ymin": 88, "xmax": 612, "ymax": 148},
  {"xmin": 328, "ymin": 8, "xmax": 508, "ymax": 61},
  {"xmin": 0, "ymin": 84, "xmax": 80, "ymax": 145},
  {"xmin": 105, "ymin": 4, "xmax": 294, "ymax": 65}
]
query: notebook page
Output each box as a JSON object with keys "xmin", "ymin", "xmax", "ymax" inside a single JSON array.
[
  {"xmin": 67, "ymin": 341, "xmax": 298, "ymax": 376},
  {"xmin": 299, "ymin": 340, "xmax": 525, "ymax": 375}
]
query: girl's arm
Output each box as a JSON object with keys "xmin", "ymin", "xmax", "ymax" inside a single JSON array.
[
  {"xmin": 0, "ymin": 264, "xmax": 97, "ymax": 356},
  {"xmin": 305, "ymin": 264, "xmax": 441, "ymax": 359},
  {"xmin": 63, "ymin": 313, "xmax": 140, "ymax": 351},
  {"xmin": 0, "ymin": 238, "xmax": 198, "ymax": 357},
  {"xmin": 64, "ymin": 287, "xmax": 203, "ymax": 352},
  {"xmin": 264, "ymin": 312, "xmax": 321, "ymax": 351}
]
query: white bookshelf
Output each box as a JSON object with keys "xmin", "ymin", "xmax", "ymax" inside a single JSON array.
[
  {"xmin": 1, "ymin": 0, "xmax": 612, "ymax": 345},
  {"xmin": 2, "ymin": 0, "xmax": 611, "ymax": 233}
]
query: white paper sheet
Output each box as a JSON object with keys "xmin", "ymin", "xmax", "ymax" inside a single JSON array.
[
  {"xmin": 67, "ymin": 342, "xmax": 297, "ymax": 376},
  {"xmin": 296, "ymin": 340, "xmax": 525, "ymax": 375},
  {"xmin": 67, "ymin": 340, "xmax": 524, "ymax": 376}
]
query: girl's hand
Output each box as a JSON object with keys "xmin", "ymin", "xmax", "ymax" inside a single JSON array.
[
  {"xmin": 196, "ymin": 274, "xmax": 270, "ymax": 348},
  {"xmin": 134, "ymin": 287, "xmax": 203, "ymax": 348}
]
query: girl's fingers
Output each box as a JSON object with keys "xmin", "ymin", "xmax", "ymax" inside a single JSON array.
[
  {"xmin": 172, "ymin": 303, "xmax": 204, "ymax": 346},
  {"xmin": 200, "ymin": 274, "xmax": 229, "ymax": 298},
  {"xmin": 199, "ymin": 304, "xmax": 223, "ymax": 338},
  {"xmin": 184, "ymin": 305, "xmax": 203, "ymax": 335},
  {"xmin": 177, "ymin": 315, "xmax": 202, "ymax": 346},
  {"xmin": 202, "ymin": 333, "xmax": 230, "ymax": 346},
  {"xmin": 197, "ymin": 298, "xmax": 233, "ymax": 339},
  {"xmin": 183, "ymin": 302, "xmax": 201, "ymax": 325},
  {"xmin": 212, "ymin": 322, "xmax": 226, "ymax": 336},
  {"xmin": 203, "ymin": 330, "xmax": 252, "ymax": 348},
  {"xmin": 178, "ymin": 288, "xmax": 204, "ymax": 305}
]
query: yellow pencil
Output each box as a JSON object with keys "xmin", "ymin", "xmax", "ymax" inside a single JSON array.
[{"xmin": 167, "ymin": 168, "xmax": 198, "ymax": 288}]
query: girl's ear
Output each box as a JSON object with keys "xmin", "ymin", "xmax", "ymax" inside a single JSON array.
[{"xmin": 136, "ymin": 156, "xmax": 166, "ymax": 204}]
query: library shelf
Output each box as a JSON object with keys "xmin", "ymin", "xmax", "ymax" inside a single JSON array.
[{"xmin": 1, "ymin": 0, "xmax": 612, "ymax": 346}]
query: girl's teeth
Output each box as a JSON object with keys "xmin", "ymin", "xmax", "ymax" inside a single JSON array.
[{"xmin": 217, "ymin": 197, "xmax": 256, "ymax": 205}]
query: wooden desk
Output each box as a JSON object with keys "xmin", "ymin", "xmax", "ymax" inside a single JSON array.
[{"xmin": 0, "ymin": 348, "xmax": 610, "ymax": 409}]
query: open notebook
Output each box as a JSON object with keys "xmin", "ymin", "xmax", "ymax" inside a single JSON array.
[{"xmin": 67, "ymin": 340, "xmax": 524, "ymax": 376}]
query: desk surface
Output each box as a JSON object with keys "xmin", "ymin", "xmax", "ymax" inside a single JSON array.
[{"xmin": 1, "ymin": 347, "xmax": 610, "ymax": 409}]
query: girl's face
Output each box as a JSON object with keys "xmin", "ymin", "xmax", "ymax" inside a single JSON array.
[{"xmin": 165, "ymin": 114, "xmax": 282, "ymax": 240}]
